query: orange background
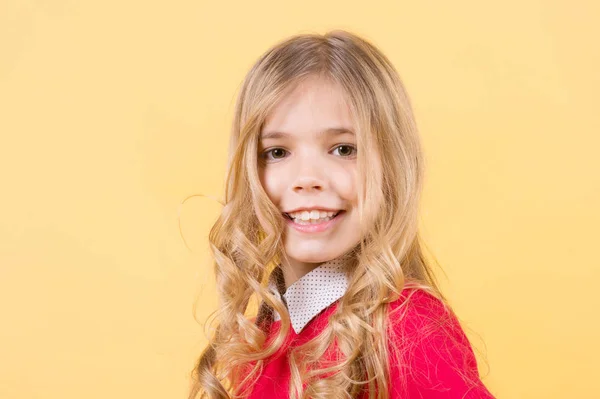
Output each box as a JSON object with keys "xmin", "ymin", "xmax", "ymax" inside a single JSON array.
[{"xmin": 1, "ymin": 1, "xmax": 598, "ymax": 398}]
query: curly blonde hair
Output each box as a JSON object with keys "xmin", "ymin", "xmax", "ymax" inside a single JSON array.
[{"xmin": 188, "ymin": 29, "xmax": 463, "ymax": 399}]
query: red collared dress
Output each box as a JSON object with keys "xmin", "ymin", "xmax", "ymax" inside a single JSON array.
[{"xmin": 241, "ymin": 286, "xmax": 496, "ymax": 398}]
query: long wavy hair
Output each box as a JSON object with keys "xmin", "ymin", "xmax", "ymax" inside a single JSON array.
[{"xmin": 188, "ymin": 30, "xmax": 472, "ymax": 399}]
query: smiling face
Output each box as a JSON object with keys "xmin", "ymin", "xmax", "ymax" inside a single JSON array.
[{"xmin": 258, "ymin": 75, "xmax": 362, "ymax": 284}]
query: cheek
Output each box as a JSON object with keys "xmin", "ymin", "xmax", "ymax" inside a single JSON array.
[
  {"xmin": 333, "ymin": 167, "xmax": 358, "ymax": 203},
  {"xmin": 259, "ymin": 168, "xmax": 284, "ymax": 203}
]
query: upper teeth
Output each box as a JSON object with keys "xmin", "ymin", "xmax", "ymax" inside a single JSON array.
[{"xmin": 288, "ymin": 210, "xmax": 338, "ymax": 220}]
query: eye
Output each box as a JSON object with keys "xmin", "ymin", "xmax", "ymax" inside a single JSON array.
[
  {"xmin": 260, "ymin": 144, "xmax": 357, "ymax": 163},
  {"xmin": 261, "ymin": 147, "xmax": 288, "ymax": 162},
  {"xmin": 332, "ymin": 144, "xmax": 357, "ymax": 158}
]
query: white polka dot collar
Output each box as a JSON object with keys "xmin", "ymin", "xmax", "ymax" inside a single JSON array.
[{"xmin": 268, "ymin": 256, "xmax": 350, "ymax": 334}]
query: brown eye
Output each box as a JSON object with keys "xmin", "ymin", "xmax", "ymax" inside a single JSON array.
[
  {"xmin": 262, "ymin": 148, "xmax": 288, "ymax": 162},
  {"xmin": 271, "ymin": 148, "xmax": 286, "ymax": 158},
  {"xmin": 333, "ymin": 144, "xmax": 357, "ymax": 158}
]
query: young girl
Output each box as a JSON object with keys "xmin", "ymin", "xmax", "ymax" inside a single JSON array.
[{"xmin": 188, "ymin": 30, "xmax": 495, "ymax": 399}]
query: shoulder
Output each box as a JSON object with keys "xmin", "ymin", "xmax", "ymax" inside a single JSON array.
[
  {"xmin": 387, "ymin": 287, "xmax": 459, "ymax": 338},
  {"xmin": 387, "ymin": 288, "xmax": 472, "ymax": 363},
  {"xmin": 385, "ymin": 287, "xmax": 495, "ymax": 398}
]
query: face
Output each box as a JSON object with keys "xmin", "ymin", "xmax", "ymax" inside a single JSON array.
[{"xmin": 258, "ymin": 75, "xmax": 362, "ymax": 282}]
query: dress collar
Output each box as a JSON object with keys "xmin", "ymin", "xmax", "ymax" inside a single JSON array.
[{"xmin": 267, "ymin": 255, "xmax": 351, "ymax": 334}]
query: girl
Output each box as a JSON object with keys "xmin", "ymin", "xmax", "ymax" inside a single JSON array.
[{"xmin": 188, "ymin": 30, "xmax": 495, "ymax": 399}]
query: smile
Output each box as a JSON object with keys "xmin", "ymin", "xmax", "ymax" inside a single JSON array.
[{"xmin": 283, "ymin": 210, "xmax": 346, "ymax": 233}]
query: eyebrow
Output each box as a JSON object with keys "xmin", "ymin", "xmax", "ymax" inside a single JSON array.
[{"xmin": 260, "ymin": 127, "xmax": 355, "ymax": 140}]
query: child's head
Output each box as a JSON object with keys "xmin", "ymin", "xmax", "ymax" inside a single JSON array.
[
  {"xmin": 225, "ymin": 30, "xmax": 424, "ymax": 274},
  {"xmin": 258, "ymin": 73, "xmax": 361, "ymax": 274},
  {"xmin": 190, "ymin": 30, "xmax": 442, "ymax": 399}
]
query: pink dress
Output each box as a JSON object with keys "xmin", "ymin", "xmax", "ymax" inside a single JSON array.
[{"xmin": 241, "ymin": 288, "xmax": 496, "ymax": 398}]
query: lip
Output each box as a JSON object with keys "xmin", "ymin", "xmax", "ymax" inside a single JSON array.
[
  {"xmin": 284, "ymin": 207, "xmax": 342, "ymax": 213},
  {"xmin": 284, "ymin": 210, "xmax": 345, "ymax": 233}
]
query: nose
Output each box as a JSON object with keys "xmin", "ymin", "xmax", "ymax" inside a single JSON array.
[{"xmin": 292, "ymin": 156, "xmax": 327, "ymax": 194}]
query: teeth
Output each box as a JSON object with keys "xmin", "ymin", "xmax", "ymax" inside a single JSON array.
[{"xmin": 287, "ymin": 210, "xmax": 340, "ymax": 224}]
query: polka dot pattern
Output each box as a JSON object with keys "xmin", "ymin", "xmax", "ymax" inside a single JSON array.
[{"xmin": 268, "ymin": 257, "xmax": 350, "ymax": 334}]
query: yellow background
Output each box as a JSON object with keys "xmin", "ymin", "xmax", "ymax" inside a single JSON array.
[{"xmin": 1, "ymin": 1, "xmax": 598, "ymax": 398}]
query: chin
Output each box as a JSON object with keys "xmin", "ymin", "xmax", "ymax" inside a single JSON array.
[
  {"xmin": 286, "ymin": 252, "xmax": 327, "ymax": 264},
  {"xmin": 284, "ymin": 243, "xmax": 341, "ymax": 263}
]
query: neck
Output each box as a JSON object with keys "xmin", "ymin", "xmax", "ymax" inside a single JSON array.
[
  {"xmin": 279, "ymin": 251, "xmax": 355, "ymax": 290},
  {"xmin": 280, "ymin": 258, "xmax": 323, "ymax": 290}
]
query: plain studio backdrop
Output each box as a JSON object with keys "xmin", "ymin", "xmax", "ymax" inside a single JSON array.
[{"xmin": 1, "ymin": 1, "xmax": 598, "ymax": 398}]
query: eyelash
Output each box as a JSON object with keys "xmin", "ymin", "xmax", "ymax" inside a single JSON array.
[{"xmin": 261, "ymin": 144, "xmax": 357, "ymax": 162}]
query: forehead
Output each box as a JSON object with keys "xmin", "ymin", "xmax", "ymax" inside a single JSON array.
[{"xmin": 261, "ymin": 76, "xmax": 355, "ymax": 140}]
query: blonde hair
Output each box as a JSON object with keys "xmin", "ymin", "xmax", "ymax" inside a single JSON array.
[{"xmin": 188, "ymin": 30, "xmax": 471, "ymax": 399}]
